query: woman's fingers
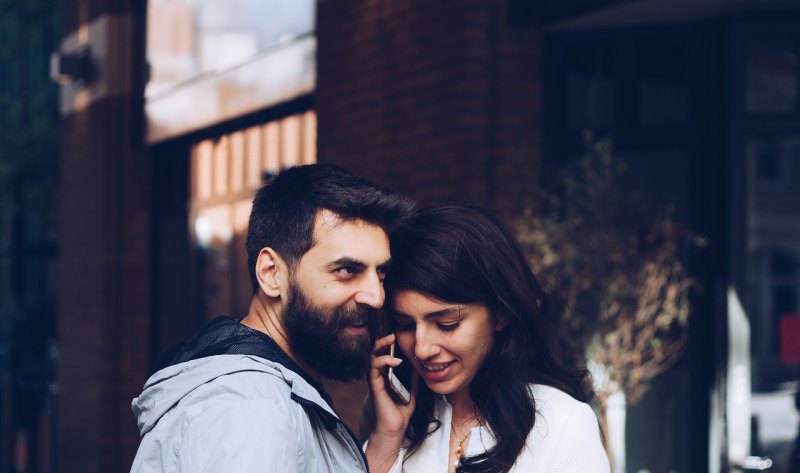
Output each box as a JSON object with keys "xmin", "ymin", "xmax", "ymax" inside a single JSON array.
[
  {"xmin": 371, "ymin": 355, "xmax": 403, "ymax": 369},
  {"xmin": 369, "ymin": 354, "xmax": 403, "ymax": 391},
  {"xmin": 367, "ymin": 338, "xmax": 418, "ymax": 437},
  {"xmin": 370, "ymin": 333, "xmax": 399, "ymax": 385},
  {"xmin": 372, "ymin": 333, "xmax": 396, "ymax": 355},
  {"xmin": 369, "ymin": 333, "xmax": 417, "ymax": 430}
]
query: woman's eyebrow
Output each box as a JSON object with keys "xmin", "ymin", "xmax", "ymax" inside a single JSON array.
[
  {"xmin": 392, "ymin": 307, "xmax": 461, "ymax": 320},
  {"xmin": 423, "ymin": 307, "xmax": 461, "ymax": 319}
]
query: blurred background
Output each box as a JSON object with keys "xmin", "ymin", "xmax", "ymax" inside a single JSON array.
[{"xmin": 1, "ymin": 0, "xmax": 799, "ymax": 472}]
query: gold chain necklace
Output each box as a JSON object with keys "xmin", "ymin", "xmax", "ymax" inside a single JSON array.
[{"xmin": 451, "ymin": 423, "xmax": 470, "ymax": 469}]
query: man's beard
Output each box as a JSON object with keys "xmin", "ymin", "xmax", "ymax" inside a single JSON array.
[{"xmin": 283, "ymin": 283, "xmax": 376, "ymax": 381}]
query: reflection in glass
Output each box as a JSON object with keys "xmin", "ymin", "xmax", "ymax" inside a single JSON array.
[
  {"xmin": 747, "ymin": 136, "xmax": 800, "ymax": 188},
  {"xmin": 635, "ymin": 40, "xmax": 689, "ymax": 126},
  {"xmin": 744, "ymin": 134, "xmax": 800, "ymax": 470},
  {"xmin": 146, "ymin": 0, "xmax": 314, "ymax": 99},
  {"xmin": 746, "ymin": 47, "xmax": 797, "ymax": 113},
  {"xmin": 190, "ymin": 112, "xmax": 316, "ymax": 322},
  {"xmin": 564, "ymin": 45, "xmax": 615, "ymax": 130}
]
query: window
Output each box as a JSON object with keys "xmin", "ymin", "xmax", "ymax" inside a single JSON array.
[
  {"xmin": 746, "ymin": 46, "xmax": 798, "ymax": 114},
  {"xmin": 146, "ymin": 0, "xmax": 314, "ymax": 99},
  {"xmin": 191, "ymin": 111, "xmax": 316, "ymax": 320},
  {"xmin": 635, "ymin": 40, "xmax": 690, "ymax": 126},
  {"xmin": 747, "ymin": 136, "xmax": 800, "ymax": 187},
  {"xmin": 145, "ymin": 0, "xmax": 316, "ymax": 143},
  {"xmin": 564, "ymin": 42, "xmax": 616, "ymax": 131}
]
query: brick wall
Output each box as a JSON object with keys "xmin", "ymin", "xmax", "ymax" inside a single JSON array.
[
  {"xmin": 56, "ymin": 1, "xmax": 546, "ymax": 469},
  {"xmin": 316, "ymin": 0, "xmax": 544, "ymax": 434},
  {"xmin": 317, "ymin": 0, "xmax": 542, "ymax": 218},
  {"xmin": 57, "ymin": 3, "xmax": 149, "ymax": 471}
]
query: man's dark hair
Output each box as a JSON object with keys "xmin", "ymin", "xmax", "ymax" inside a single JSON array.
[{"xmin": 245, "ymin": 164, "xmax": 414, "ymax": 291}]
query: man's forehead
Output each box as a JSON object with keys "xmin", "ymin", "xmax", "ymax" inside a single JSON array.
[
  {"xmin": 301, "ymin": 209, "xmax": 390, "ymax": 262},
  {"xmin": 315, "ymin": 209, "xmax": 346, "ymax": 233},
  {"xmin": 313, "ymin": 209, "xmax": 385, "ymax": 236}
]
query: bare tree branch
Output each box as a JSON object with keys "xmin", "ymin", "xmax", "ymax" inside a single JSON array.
[{"xmin": 514, "ymin": 133, "xmax": 706, "ymax": 460}]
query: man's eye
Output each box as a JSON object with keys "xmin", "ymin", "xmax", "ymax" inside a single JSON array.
[{"xmin": 335, "ymin": 266, "xmax": 358, "ymax": 276}]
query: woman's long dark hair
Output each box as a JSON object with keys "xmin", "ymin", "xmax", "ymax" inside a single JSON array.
[{"xmin": 385, "ymin": 201, "xmax": 589, "ymax": 473}]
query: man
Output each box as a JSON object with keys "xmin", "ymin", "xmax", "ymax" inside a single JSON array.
[{"xmin": 130, "ymin": 164, "xmax": 414, "ymax": 472}]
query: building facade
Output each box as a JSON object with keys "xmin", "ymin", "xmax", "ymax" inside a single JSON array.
[{"xmin": 50, "ymin": 1, "xmax": 800, "ymax": 472}]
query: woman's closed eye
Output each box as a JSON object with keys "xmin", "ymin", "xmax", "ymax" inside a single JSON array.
[
  {"xmin": 436, "ymin": 320, "xmax": 461, "ymax": 332},
  {"xmin": 393, "ymin": 318, "xmax": 462, "ymax": 332}
]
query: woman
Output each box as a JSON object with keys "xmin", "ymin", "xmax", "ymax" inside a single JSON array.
[{"xmin": 365, "ymin": 201, "xmax": 609, "ymax": 473}]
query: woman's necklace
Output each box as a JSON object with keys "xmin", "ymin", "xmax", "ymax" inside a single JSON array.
[{"xmin": 451, "ymin": 422, "xmax": 472, "ymax": 469}]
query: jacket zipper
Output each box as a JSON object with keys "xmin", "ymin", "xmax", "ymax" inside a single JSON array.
[{"xmin": 293, "ymin": 396, "xmax": 371, "ymax": 472}]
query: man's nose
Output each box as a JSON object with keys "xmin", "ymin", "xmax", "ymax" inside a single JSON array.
[{"xmin": 353, "ymin": 271, "xmax": 384, "ymax": 309}]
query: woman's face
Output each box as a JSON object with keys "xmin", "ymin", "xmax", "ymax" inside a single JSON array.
[{"xmin": 391, "ymin": 290, "xmax": 503, "ymax": 402}]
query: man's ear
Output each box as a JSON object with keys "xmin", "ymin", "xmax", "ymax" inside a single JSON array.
[{"xmin": 255, "ymin": 247, "xmax": 287, "ymax": 298}]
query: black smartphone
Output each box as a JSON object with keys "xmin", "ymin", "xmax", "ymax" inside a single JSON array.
[{"xmin": 386, "ymin": 342, "xmax": 412, "ymax": 404}]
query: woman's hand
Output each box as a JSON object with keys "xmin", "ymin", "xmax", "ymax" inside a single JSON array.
[{"xmin": 365, "ymin": 333, "xmax": 419, "ymax": 473}]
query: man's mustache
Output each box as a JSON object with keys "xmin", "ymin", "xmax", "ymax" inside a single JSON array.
[{"xmin": 334, "ymin": 305, "xmax": 375, "ymax": 331}]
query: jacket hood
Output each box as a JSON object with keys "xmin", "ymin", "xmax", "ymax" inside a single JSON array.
[{"xmin": 131, "ymin": 354, "xmax": 335, "ymax": 436}]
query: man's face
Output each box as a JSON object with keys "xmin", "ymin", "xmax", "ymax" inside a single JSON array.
[{"xmin": 282, "ymin": 210, "xmax": 391, "ymax": 381}]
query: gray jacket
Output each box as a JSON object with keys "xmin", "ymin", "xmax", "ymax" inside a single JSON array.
[{"xmin": 130, "ymin": 354, "xmax": 369, "ymax": 472}]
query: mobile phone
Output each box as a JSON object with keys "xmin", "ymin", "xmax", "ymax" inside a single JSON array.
[{"xmin": 386, "ymin": 342, "xmax": 411, "ymax": 404}]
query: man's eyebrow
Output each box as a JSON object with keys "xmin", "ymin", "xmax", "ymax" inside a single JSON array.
[
  {"xmin": 326, "ymin": 257, "xmax": 366, "ymax": 270},
  {"xmin": 326, "ymin": 257, "xmax": 393, "ymax": 274}
]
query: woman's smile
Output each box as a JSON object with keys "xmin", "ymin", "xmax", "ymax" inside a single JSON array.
[
  {"xmin": 419, "ymin": 359, "xmax": 456, "ymax": 381},
  {"xmin": 392, "ymin": 290, "xmax": 501, "ymax": 401}
]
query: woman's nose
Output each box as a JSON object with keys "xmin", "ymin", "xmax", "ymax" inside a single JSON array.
[{"xmin": 413, "ymin": 327, "xmax": 442, "ymax": 361}]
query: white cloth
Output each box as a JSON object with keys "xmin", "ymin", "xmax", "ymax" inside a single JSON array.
[{"xmin": 378, "ymin": 384, "xmax": 610, "ymax": 473}]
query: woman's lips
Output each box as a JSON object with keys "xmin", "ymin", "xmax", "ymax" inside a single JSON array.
[{"xmin": 419, "ymin": 360, "xmax": 455, "ymax": 381}]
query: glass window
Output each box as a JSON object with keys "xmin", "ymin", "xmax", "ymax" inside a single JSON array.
[
  {"xmin": 756, "ymin": 143, "xmax": 782, "ymax": 180},
  {"xmin": 724, "ymin": 19, "xmax": 800, "ymax": 473},
  {"xmin": 768, "ymin": 251, "xmax": 799, "ymax": 355},
  {"xmin": 564, "ymin": 44, "xmax": 615, "ymax": 130},
  {"xmin": 771, "ymin": 251, "xmax": 798, "ymax": 278},
  {"xmin": 746, "ymin": 46, "xmax": 798, "ymax": 114},
  {"xmin": 191, "ymin": 111, "xmax": 316, "ymax": 322},
  {"xmin": 635, "ymin": 41, "xmax": 690, "ymax": 126},
  {"xmin": 747, "ymin": 136, "xmax": 800, "ymax": 188},
  {"xmin": 545, "ymin": 29, "xmax": 704, "ymax": 473},
  {"xmin": 742, "ymin": 133, "xmax": 800, "ymax": 466},
  {"xmin": 146, "ymin": 0, "xmax": 315, "ymax": 99}
]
